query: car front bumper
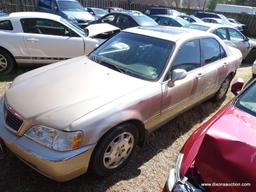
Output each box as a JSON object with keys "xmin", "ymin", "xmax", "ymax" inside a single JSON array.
[
  {"xmin": 0, "ymin": 102, "xmax": 95, "ymax": 182},
  {"xmin": 165, "ymin": 168, "xmax": 203, "ymax": 192}
]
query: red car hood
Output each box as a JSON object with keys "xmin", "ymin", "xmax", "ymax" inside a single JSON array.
[{"xmin": 181, "ymin": 104, "xmax": 256, "ymax": 191}]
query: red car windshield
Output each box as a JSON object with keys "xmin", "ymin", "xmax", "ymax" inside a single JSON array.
[{"xmin": 236, "ymin": 81, "xmax": 256, "ymax": 117}]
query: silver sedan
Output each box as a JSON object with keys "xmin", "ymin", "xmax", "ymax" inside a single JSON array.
[
  {"xmin": 187, "ymin": 22, "xmax": 256, "ymax": 64},
  {"xmin": 0, "ymin": 26, "xmax": 242, "ymax": 181}
]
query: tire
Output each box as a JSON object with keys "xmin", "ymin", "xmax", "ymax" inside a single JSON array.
[
  {"xmin": 243, "ymin": 48, "xmax": 256, "ymax": 65},
  {"xmin": 0, "ymin": 49, "xmax": 16, "ymax": 75},
  {"xmin": 90, "ymin": 123, "xmax": 139, "ymax": 177},
  {"xmin": 214, "ymin": 76, "xmax": 232, "ymax": 101}
]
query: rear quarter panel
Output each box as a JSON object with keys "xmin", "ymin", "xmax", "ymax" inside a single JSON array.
[{"xmin": 0, "ymin": 17, "xmax": 29, "ymax": 59}]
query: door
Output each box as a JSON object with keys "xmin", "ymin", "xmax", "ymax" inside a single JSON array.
[
  {"xmin": 200, "ymin": 38, "xmax": 227, "ymax": 98},
  {"xmin": 227, "ymin": 28, "xmax": 250, "ymax": 59},
  {"xmin": 161, "ymin": 40, "xmax": 204, "ymax": 121},
  {"xmin": 20, "ymin": 18, "xmax": 84, "ymax": 64}
]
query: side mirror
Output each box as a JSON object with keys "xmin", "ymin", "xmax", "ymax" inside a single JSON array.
[
  {"xmin": 231, "ymin": 78, "xmax": 244, "ymax": 96},
  {"xmin": 172, "ymin": 69, "xmax": 187, "ymax": 81},
  {"xmin": 168, "ymin": 69, "xmax": 187, "ymax": 86}
]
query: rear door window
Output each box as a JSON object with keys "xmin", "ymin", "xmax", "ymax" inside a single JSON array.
[
  {"xmin": 201, "ymin": 38, "xmax": 222, "ymax": 64},
  {"xmin": 214, "ymin": 28, "xmax": 228, "ymax": 40},
  {"xmin": 0, "ymin": 20, "xmax": 13, "ymax": 30},
  {"xmin": 172, "ymin": 40, "xmax": 201, "ymax": 72},
  {"xmin": 228, "ymin": 28, "xmax": 245, "ymax": 42}
]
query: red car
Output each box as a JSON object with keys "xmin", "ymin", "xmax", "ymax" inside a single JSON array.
[{"xmin": 164, "ymin": 79, "xmax": 256, "ymax": 192}]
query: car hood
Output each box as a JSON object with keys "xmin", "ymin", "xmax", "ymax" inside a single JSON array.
[
  {"xmin": 182, "ymin": 104, "xmax": 256, "ymax": 191},
  {"xmin": 86, "ymin": 23, "xmax": 120, "ymax": 37},
  {"xmin": 63, "ymin": 11, "xmax": 95, "ymax": 21},
  {"xmin": 5, "ymin": 56, "xmax": 148, "ymax": 130}
]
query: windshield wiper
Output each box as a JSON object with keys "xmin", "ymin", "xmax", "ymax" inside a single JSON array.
[{"xmin": 89, "ymin": 55, "xmax": 126, "ymax": 74}]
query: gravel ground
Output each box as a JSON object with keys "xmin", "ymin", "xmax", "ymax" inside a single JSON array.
[{"xmin": 0, "ymin": 66, "xmax": 252, "ymax": 192}]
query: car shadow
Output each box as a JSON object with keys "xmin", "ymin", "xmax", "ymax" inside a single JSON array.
[
  {"xmin": 0, "ymin": 98, "xmax": 224, "ymax": 192},
  {"xmin": 0, "ymin": 68, "xmax": 30, "ymax": 82}
]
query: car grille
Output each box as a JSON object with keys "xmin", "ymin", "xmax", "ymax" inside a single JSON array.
[{"xmin": 4, "ymin": 104, "xmax": 23, "ymax": 132}]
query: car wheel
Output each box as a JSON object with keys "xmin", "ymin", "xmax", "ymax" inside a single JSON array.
[
  {"xmin": 90, "ymin": 123, "xmax": 139, "ymax": 177},
  {"xmin": 214, "ymin": 76, "xmax": 232, "ymax": 101},
  {"xmin": 243, "ymin": 48, "xmax": 256, "ymax": 64},
  {"xmin": 0, "ymin": 49, "xmax": 15, "ymax": 75}
]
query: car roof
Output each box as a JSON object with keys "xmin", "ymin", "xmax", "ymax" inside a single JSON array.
[
  {"xmin": 124, "ymin": 26, "xmax": 215, "ymax": 42},
  {"xmin": 190, "ymin": 22, "xmax": 232, "ymax": 30},
  {"xmin": 203, "ymin": 17, "xmax": 221, "ymax": 21},
  {"xmin": 2, "ymin": 12, "xmax": 62, "ymax": 21},
  {"xmin": 108, "ymin": 11, "xmax": 144, "ymax": 17},
  {"xmin": 152, "ymin": 14, "xmax": 177, "ymax": 19}
]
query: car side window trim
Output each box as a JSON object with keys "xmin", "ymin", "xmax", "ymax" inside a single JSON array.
[
  {"xmin": 0, "ymin": 20, "xmax": 13, "ymax": 31},
  {"xmin": 200, "ymin": 37, "xmax": 224, "ymax": 66},
  {"xmin": 227, "ymin": 28, "xmax": 246, "ymax": 42},
  {"xmin": 214, "ymin": 28, "xmax": 228, "ymax": 40},
  {"xmin": 20, "ymin": 18, "xmax": 80, "ymax": 37}
]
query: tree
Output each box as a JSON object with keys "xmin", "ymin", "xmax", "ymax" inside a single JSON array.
[
  {"xmin": 208, "ymin": 0, "xmax": 226, "ymax": 10},
  {"xmin": 208, "ymin": 0, "xmax": 218, "ymax": 10}
]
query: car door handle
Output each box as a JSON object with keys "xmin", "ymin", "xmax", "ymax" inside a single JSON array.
[
  {"xmin": 223, "ymin": 62, "xmax": 228, "ymax": 68},
  {"xmin": 26, "ymin": 38, "xmax": 39, "ymax": 43},
  {"xmin": 196, "ymin": 73, "xmax": 204, "ymax": 79}
]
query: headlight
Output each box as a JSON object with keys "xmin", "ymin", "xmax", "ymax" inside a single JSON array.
[
  {"xmin": 166, "ymin": 154, "xmax": 185, "ymax": 191},
  {"xmin": 175, "ymin": 153, "xmax": 184, "ymax": 181},
  {"xmin": 25, "ymin": 126, "xmax": 82, "ymax": 151}
]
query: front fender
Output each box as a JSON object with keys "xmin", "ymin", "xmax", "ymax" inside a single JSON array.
[{"xmin": 72, "ymin": 108, "xmax": 144, "ymax": 146}]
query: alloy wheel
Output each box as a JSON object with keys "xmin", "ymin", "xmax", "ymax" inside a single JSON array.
[
  {"xmin": 103, "ymin": 132, "xmax": 134, "ymax": 169},
  {"xmin": 0, "ymin": 54, "xmax": 8, "ymax": 72}
]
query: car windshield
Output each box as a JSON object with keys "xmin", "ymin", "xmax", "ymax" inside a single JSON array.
[
  {"xmin": 236, "ymin": 81, "xmax": 256, "ymax": 117},
  {"xmin": 88, "ymin": 32, "xmax": 174, "ymax": 81},
  {"xmin": 186, "ymin": 24, "xmax": 209, "ymax": 31},
  {"xmin": 133, "ymin": 15, "xmax": 158, "ymax": 26},
  {"xmin": 58, "ymin": 1, "xmax": 84, "ymax": 11},
  {"xmin": 93, "ymin": 8, "xmax": 108, "ymax": 15}
]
